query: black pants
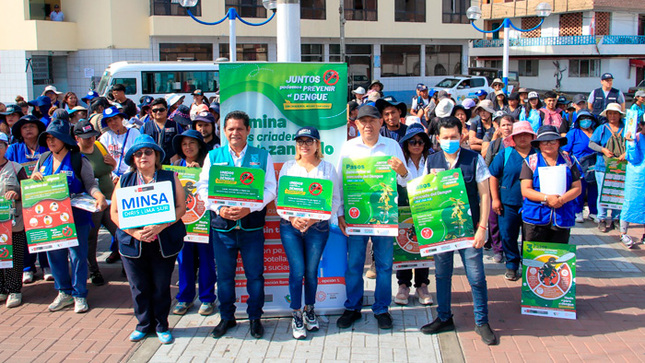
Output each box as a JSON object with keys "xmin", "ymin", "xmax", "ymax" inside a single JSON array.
[
  {"xmin": 396, "ymin": 268, "xmax": 430, "ymax": 288},
  {"xmin": 522, "ymin": 222, "xmax": 571, "ymax": 244},
  {"xmin": 122, "ymin": 241, "xmax": 177, "ymax": 333},
  {"xmin": 88, "ymin": 209, "xmax": 118, "ymax": 273},
  {"xmin": 0, "ymin": 231, "xmax": 25, "ymax": 294}
]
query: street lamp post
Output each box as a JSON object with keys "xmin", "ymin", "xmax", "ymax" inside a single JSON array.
[
  {"xmin": 467, "ymin": 3, "xmax": 552, "ymax": 94},
  {"xmin": 179, "ymin": 0, "xmax": 277, "ymax": 63}
]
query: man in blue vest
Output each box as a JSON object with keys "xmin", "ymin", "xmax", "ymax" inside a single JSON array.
[
  {"xmin": 196, "ymin": 110, "xmax": 277, "ymax": 339},
  {"xmin": 587, "ymin": 73, "xmax": 625, "ymax": 122},
  {"xmin": 420, "ymin": 116, "xmax": 497, "ymax": 345}
]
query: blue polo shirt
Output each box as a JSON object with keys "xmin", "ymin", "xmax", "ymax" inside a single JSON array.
[
  {"xmin": 6, "ymin": 143, "xmax": 49, "ymax": 176},
  {"xmin": 563, "ymin": 128, "xmax": 594, "ymax": 160},
  {"xmin": 489, "ymin": 147, "xmax": 536, "ymax": 207}
]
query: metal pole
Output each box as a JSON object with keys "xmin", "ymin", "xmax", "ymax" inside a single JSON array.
[
  {"xmin": 339, "ymin": 0, "xmax": 345, "ymax": 63},
  {"xmin": 277, "ymin": 0, "xmax": 301, "ymax": 62},
  {"xmin": 502, "ymin": 18, "xmax": 509, "ymax": 94},
  {"xmin": 229, "ymin": 16, "xmax": 237, "ymax": 62}
]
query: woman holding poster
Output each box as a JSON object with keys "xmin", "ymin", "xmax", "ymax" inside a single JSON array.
[
  {"xmin": 278, "ymin": 126, "xmax": 340, "ymax": 340},
  {"xmin": 170, "ymin": 130, "xmax": 216, "ymax": 316},
  {"xmin": 111, "ymin": 134, "xmax": 186, "ymax": 344},
  {"xmin": 32, "ymin": 119, "xmax": 108, "ymax": 313},
  {"xmin": 0, "ymin": 132, "xmax": 29, "ymax": 308}
]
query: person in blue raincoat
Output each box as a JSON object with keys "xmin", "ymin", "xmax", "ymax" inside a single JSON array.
[{"xmin": 619, "ymin": 119, "xmax": 645, "ymax": 248}]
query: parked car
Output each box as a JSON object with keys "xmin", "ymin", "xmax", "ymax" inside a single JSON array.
[
  {"xmin": 468, "ymin": 67, "xmax": 520, "ymax": 92},
  {"xmin": 627, "ymin": 79, "xmax": 645, "ymax": 98},
  {"xmin": 431, "ymin": 76, "xmax": 492, "ymax": 104}
]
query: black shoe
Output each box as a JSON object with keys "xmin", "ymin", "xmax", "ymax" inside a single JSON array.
[
  {"xmin": 105, "ymin": 251, "xmax": 121, "ymax": 264},
  {"xmin": 598, "ymin": 220, "xmax": 609, "ymax": 233},
  {"xmin": 375, "ymin": 312, "xmax": 393, "ymax": 329},
  {"xmin": 90, "ymin": 271, "xmax": 105, "ymax": 286},
  {"xmin": 420, "ymin": 316, "xmax": 455, "ymax": 335},
  {"xmin": 475, "ymin": 323, "xmax": 498, "ymax": 345},
  {"xmin": 336, "ymin": 309, "xmax": 361, "ymax": 329},
  {"xmin": 249, "ymin": 319, "xmax": 264, "ymax": 339},
  {"xmin": 504, "ymin": 269, "xmax": 519, "ymax": 281},
  {"xmin": 211, "ymin": 319, "xmax": 237, "ymax": 338}
]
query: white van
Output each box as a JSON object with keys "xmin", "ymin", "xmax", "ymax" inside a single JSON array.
[{"xmin": 97, "ymin": 61, "xmax": 221, "ymax": 106}]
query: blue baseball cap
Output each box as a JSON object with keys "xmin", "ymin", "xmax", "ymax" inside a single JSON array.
[
  {"xmin": 475, "ymin": 90, "xmax": 488, "ymax": 97},
  {"xmin": 601, "ymin": 73, "xmax": 613, "ymax": 80},
  {"xmin": 294, "ymin": 126, "xmax": 320, "ymax": 141}
]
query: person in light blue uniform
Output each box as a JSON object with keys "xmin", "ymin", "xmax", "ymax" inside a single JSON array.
[
  {"xmin": 32, "ymin": 118, "xmax": 108, "ymax": 313},
  {"xmin": 618, "ymin": 118, "xmax": 645, "ymax": 248}
]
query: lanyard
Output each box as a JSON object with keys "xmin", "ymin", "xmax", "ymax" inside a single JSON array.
[{"xmin": 116, "ymin": 129, "xmax": 130, "ymax": 176}]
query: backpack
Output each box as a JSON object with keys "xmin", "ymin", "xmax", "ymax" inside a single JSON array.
[
  {"xmin": 37, "ymin": 150, "xmax": 84, "ymax": 184},
  {"xmin": 603, "ymin": 124, "xmax": 625, "ymax": 164}
]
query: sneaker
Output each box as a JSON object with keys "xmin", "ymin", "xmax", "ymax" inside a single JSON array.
[
  {"xmin": 394, "ymin": 285, "xmax": 410, "ymax": 305},
  {"xmin": 641, "ymin": 234, "xmax": 645, "ymax": 245},
  {"xmin": 6, "ymin": 293, "xmax": 22, "ymax": 308},
  {"xmin": 416, "ymin": 284, "xmax": 433, "ymax": 305},
  {"xmin": 598, "ymin": 220, "xmax": 609, "ymax": 233},
  {"xmin": 303, "ymin": 305, "xmax": 319, "ymax": 332},
  {"xmin": 365, "ymin": 260, "xmax": 376, "ymax": 279},
  {"xmin": 504, "ymin": 269, "xmax": 520, "ymax": 281},
  {"xmin": 90, "ymin": 271, "xmax": 105, "ymax": 286},
  {"xmin": 575, "ymin": 213, "xmax": 584, "ymax": 223},
  {"xmin": 475, "ymin": 323, "xmax": 498, "ymax": 345},
  {"xmin": 375, "ymin": 312, "xmax": 393, "ymax": 329},
  {"xmin": 620, "ymin": 234, "xmax": 635, "ymax": 249},
  {"xmin": 0, "ymin": 294, "xmax": 7, "ymax": 302},
  {"xmin": 157, "ymin": 331, "xmax": 173, "ymax": 344},
  {"xmin": 48, "ymin": 292, "xmax": 73, "ymax": 312},
  {"xmin": 105, "ymin": 251, "xmax": 121, "ymax": 264},
  {"xmin": 172, "ymin": 301, "xmax": 193, "ymax": 315},
  {"xmin": 291, "ymin": 310, "xmax": 307, "ymax": 340},
  {"xmin": 43, "ymin": 268, "xmax": 54, "ymax": 282},
  {"xmin": 129, "ymin": 330, "xmax": 147, "ymax": 342},
  {"xmin": 589, "ymin": 214, "xmax": 598, "ymax": 223},
  {"xmin": 421, "ymin": 316, "xmax": 455, "ymax": 335},
  {"xmin": 22, "ymin": 271, "xmax": 34, "ymax": 284},
  {"xmin": 336, "ymin": 309, "xmax": 361, "ymax": 329},
  {"xmin": 493, "ymin": 253, "xmax": 504, "ymax": 263},
  {"xmin": 198, "ymin": 302, "xmax": 215, "ymax": 316},
  {"xmin": 74, "ymin": 297, "xmax": 89, "ymax": 313}
]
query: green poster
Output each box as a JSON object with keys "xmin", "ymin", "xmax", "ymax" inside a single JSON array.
[
  {"xmin": 21, "ymin": 174, "xmax": 78, "ymax": 253},
  {"xmin": 276, "ymin": 176, "xmax": 333, "ymax": 220},
  {"xmin": 393, "ymin": 206, "xmax": 434, "ymax": 270},
  {"xmin": 342, "ymin": 156, "xmax": 398, "ymax": 236},
  {"xmin": 163, "ymin": 166, "xmax": 210, "ymax": 243},
  {"xmin": 219, "ymin": 63, "xmax": 347, "ymax": 166},
  {"xmin": 0, "ymin": 199, "xmax": 13, "ymax": 268},
  {"xmin": 599, "ymin": 158, "xmax": 626, "ymax": 210},
  {"xmin": 208, "ymin": 165, "xmax": 265, "ymax": 209},
  {"xmin": 522, "ymin": 241, "xmax": 576, "ymax": 320},
  {"xmin": 407, "ymin": 170, "xmax": 474, "ymax": 257}
]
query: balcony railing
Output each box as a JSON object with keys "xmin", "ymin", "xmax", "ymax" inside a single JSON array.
[{"xmin": 472, "ymin": 35, "xmax": 645, "ymax": 48}]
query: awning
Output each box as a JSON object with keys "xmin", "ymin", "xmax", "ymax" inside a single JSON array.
[{"xmin": 630, "ymin": 59, "xmax": 645, "ymax": 68}]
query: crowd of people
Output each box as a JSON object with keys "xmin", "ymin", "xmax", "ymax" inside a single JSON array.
[{"xmin": 0, "ymin": 72, "xmax": 642, "ymax": 347}]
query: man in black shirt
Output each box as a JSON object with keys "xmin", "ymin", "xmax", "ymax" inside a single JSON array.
[{"xmin": 111, "ymin": 84, "xmax": 137, "ymax": 118}]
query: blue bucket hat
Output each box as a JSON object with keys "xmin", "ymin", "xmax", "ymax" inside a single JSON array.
[
  {"xmin": 101, "ymin": 106, "xmax": 128, "ymax": 128},
  {"xmin": 38, "ymin": 118, "xmax": 78, "ymax": 151},
  {"xmin": 81, "ymin": 91, "xmax": 99, "ymax": 105},
  {"xmin": 399, "ymin": 123, "xmax": 430, "ymax": 149},
  {"xmin": 12, "ymin": 115, "xmax": 46, "ymax": 142},
  {"xmin": 124, "ymin": 134, "xmax": 165, "ymax": 166},
  {"xmin": 28, "ymin": 95, "xmax": 52, "ymax": 108},
  {"xmin": 172, "ymin": 130, "xmax": 207, "ymax": 160},
  {"xmin": 171, "ymin": 105, "xmax": 192, "ymax": 126},
  {"xmin": 531, "ymin": 125, "xmax": 567, "ymax": 148}
]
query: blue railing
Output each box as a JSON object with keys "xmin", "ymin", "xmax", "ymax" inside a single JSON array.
[
  {"xmin": 601, "ymin": 35, "xmax": 645, "ymax": 45},
  {"xmin": 473, "ymin": 35, "xmax": 596, "ymax": 48}
]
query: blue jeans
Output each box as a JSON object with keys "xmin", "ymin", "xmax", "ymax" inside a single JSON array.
[
  {"xmin": 176, "ymin": 239, "xmax": 217, "ymax": 303},
  {"xmin": 434, "ymin": 247, "xmax": 489, "ymax": 326},
  {"xmin": 212, "ymin": 229, "xmax": 265, "ymax": 320},
  {"xmin": 576, "ymin": 177, "xmax": 598, "ymax": 215},
  {"xmin": 498, "ymin": 204, "xmax": 522, "ymax": 271},
  {"xmin": 46, "ymin": 223, "xmax": 90, "ymax": 298},
  {"xmin": 345, "ymin": 235, "xmax": 393, "ymax": 315},
  {"xmin": 280, "ymin": 219, "xmax": 329, "ymax": 310},
  {"xmin": 595, "ymin": 171, "xmax": 620, "ymax": 221}
]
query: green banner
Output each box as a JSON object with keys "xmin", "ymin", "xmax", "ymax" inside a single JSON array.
[
  {"xmin": 522, "ymin": 241, "xmax": 576, "ymax": 320},
  {"xmin": 276, "ymin": 176, "xmax": 333, "ymax": 220},
  {"xmin": 599, "ymin": 158, "xmax": 627, "ymax": 210},
  {"xmin": 393, "ymin": 206, "xmax": 434, "ymax": 270},
  {"xmin": 0, "ymin": 199, "xmax": 13, "ymax": 268},
  {"xmin": 21, "ymin": 174, "xmax": 78, "ymax": 253},
  {"xmin": 163, "ymin": 166, "xmax": 210, "ymax": 243},
  {"xmin": 342, "ymin": 156, "xmax": 398, "ymax": 236},
  {"xmin": 219, "ymin": 63, "xmax": 347, "ymax": 165},
  {"xmin": 208, "ymin": 165, "xmax": 265, "ymax": 209},
  {"xmin": 407, "ymin": 170, "xmax": 475, "ymax": 256}
]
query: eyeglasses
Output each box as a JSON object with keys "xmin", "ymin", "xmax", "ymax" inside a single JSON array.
[
  {"xmin": 133, "ymin": 149, "xmax": 154, "ymax": 158},
  {"xmin": 151, "ymin": 108, "xmax": 166, "ymax": 113},
  {"xmin": 408, "ymin": 139, "xmax": 425, "ymax": 146},
  {"xmin": 541, "ymin": 140, "xmax": 560, "ymax": 145},
  {"xmin": 296, "ymin": 138, "xmax": 315, "ymax": 146}
]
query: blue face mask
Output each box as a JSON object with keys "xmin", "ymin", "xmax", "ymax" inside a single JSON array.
[
  {"xmin": 440, "ymin": 139, "xmax": 460, "ymax": 154},
  {"xmin": 579, "ymin": 119, "xmax": 593, "ymax": 129}
]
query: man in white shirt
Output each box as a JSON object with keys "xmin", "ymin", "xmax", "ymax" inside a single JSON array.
[
  {"xmin": 50, "ymin": 4, "xmax": 64, "ymax": 21},
  {"xmin": 335, "ymin": 105, "xmax": 411, "ymax": 330}
]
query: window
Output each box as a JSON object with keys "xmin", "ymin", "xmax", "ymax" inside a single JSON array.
[
  {"xmin": 559, "ymin": 12, "xmax": 582, "ymax": 37},
  {"xmin": 301, "ymin": 44, "xmax": 324, "ymax": 62},
  {"xmin": 159, "ymin": 43, "xmax": 213, "ymax": 61},
  {"xmin": 395, "ymin": 0, "xmax": 425, "ymax": 23},
  {"xmin": 518, "ymin": 60, "xmax": 539, "ymax": 77},
  {"xmin": 111, "ymin": 78, "xmax": 137, "ymax": 95},
  {"xmin": 594, "ymin": 12, "xmax": 611, "ymax": 36},
  {"xmin": 301, "ymin": 0, "xmax": 326, "ymax": 20},
  {"xmin": 219, "ymin": 44, "xmax": 268, "ymax": 61},
  {"xmin": 150, "ymin": 0, "xmax": 202, "ymax": 16},
  {"xmin": 425, "ymin": 45, "xmax": 462, "ymax": 76},
  {"xmin": 30, "ymin": 55, "xmax": 52, "ymax": 85},
  {"xmin": 345, "ymin": 0, "xmax": 377, "ymax": 21},
  {"xmin": 521, "ymin": 17, "xmax": 541, "ymax": 38},
  {"xmin": 225, "ymin": 0, "xmax": 266, "ymax": 18},
  {"xmin": 442, "ymin": 0, "xmax": 468, "ymax": 24},
  {"xmin": 470, "ymin": 78, "xmax": 485, "ymax": 87},
  {"xmin": 381, "ymin": 45, "xmax": 420, "ymax": 77},
  {"xmin": 569, "ymin": 59, "xmax": 600, "ymax": 78},
  {"xmin": 484, "ymin": 60, "xmax": 503, "ymax": 69},
  {"xmin": 142, "ymin": 71, "xmax": 219, "ymax": 94},
  {"xmin": 329, "ymin": 44, "xmax": 342, "ymax": 62}
]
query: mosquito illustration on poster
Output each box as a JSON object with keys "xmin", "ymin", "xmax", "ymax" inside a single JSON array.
[{"xmin": 523, "ymin": 252, "xmax": 575, "ymax": 299}]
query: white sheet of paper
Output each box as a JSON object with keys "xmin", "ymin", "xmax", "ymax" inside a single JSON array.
[{"xmin": 538, "ymin": 165, "xmax": 567, "ymax": 196}]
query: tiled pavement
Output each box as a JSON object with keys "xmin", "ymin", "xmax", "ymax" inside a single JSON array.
[{"xmin": 0, "ymin": 218, "xmax": 644, "ymax": 362}]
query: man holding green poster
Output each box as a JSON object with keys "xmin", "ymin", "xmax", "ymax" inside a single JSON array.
[
  {"xmin": 420, "ymin": 117, "xmax": 497, "ymax": 346},
  {"xmin": 196, "ymin": 111, "xmax": 277, "ymax": 339},
  {"xmin": 336, "ymin": 105, "xmax": 411, "ymax": 330}
]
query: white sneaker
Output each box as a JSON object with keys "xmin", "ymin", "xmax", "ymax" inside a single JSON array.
[
  {"xmin": 589, "ymin": 214, "xmax": 599, "ymax": 223},
  {"xmin": 74, "ymin": 297, "xmax": 89, "ymax": 313},
  {"xmin": 620, "ymin": 234, "xmax": 635, "ymax": 249},
  {"xmin": 43, "ymin": 268, "xmax": 55, "ymax": 282},
  {"xmin": 303, "ymin": 305, "xmax": 319, "ymax": 332},
  {"xmin": 48, "ymin": 292, "xmax": 73, "ymax": 311},
  {"xmin": 291, "ymin": 310, "xmax": 307, "ymax": 340},
  {"xmin": 394, "ymin": 285, "xmax": 410, "ymax": 305},
  {"xmin": 6, "ymin": 293, "xmax": 22, "ymax": 308},
  {"xmin": 416, "ymin": 284, "xmax": 434, "ymax": 305},
  {"xmin": 575, "ymin": 213, "xmax": 584, "ymax": 223},
  {"xmin": 22, "ymin": 271, "xmax": 34, "ymax": 284}
]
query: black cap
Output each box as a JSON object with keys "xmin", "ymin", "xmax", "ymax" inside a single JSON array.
[
  {"xmin": 73, "ymin": 119, "xmax": 100, "ymax": 139},
  {"xmin": 294, "ymin": 126, "xmax": 321, "ymax": 141},
  {"xmin": 507, "ymin": 92, "xmax": 519, "ymax": 101},
  {"xmin": 357, "ymin": 105, "xmax": 381, "ymax": 120},
  {"xmin": 348, "ymin": 101, "xmax": 359, "ymax": 112}
]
